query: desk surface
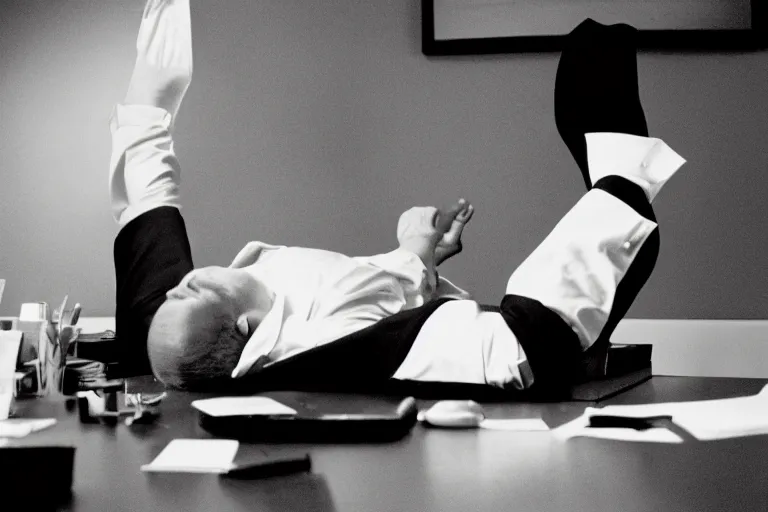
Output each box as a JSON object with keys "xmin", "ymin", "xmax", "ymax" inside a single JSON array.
[{"xmin": 13, "ymin": 377, "xmax": 768, "ymax": 512}]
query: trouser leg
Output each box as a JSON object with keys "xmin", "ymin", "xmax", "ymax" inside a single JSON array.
[
  {"xmin": 588, "ymin": 175, "xmax": 658, "ymax": 356},
  {"xmin": 499, "ymin": 187, "xmax": 657, "ymax": 394}
]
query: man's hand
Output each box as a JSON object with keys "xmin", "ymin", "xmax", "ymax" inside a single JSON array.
[
  {"xmin": 434, "ymin": 199, "xmax": 474, "ymax": 266},
  {"xmin": 397, "ymin": 199, "xmax": 474, "ymax": 268},
  {"xmin": 397, "ymin": 206, "xmax": 442, "ymax": 269}
]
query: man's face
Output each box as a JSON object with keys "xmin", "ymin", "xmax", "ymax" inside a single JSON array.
[{"xmin": 165, "ymin": 266, "xmax": 273, "ymax": 335}]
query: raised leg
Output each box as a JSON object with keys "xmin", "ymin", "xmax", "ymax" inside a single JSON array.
[{"xmin": 500, "ymin": 20, "xmax": 685, "ymax": 395}]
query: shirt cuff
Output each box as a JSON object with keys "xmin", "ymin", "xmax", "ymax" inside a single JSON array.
[{"xmin": 585, "ymin": 133, "xmax": 686, "ymax": 202}]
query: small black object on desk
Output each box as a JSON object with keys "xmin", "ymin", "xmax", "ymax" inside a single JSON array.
[
  {"xmin": 587, "ymin": 413, "xmax": 700, "ymax": 442},
  {"xmin": 0, "ymin": 445, "xmax": 76, "ymax": 506},
  {"xmin": 198, "ymin": 393, "xmax": 419, "ymax": 443}
]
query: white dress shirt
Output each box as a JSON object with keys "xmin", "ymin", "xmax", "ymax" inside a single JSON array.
[{"xmin": 228, "ymin": 242, "xmax": 470, "ymax": 377}]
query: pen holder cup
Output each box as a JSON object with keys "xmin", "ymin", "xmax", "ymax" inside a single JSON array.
[{"xmin": 16, "ymin": 320, "xmax": 80, "ymax": 398}]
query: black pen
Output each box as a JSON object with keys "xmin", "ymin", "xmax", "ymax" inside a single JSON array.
[
  {"xmin": 587, "ymin": 414, "xmax": 673, "ymax": 430},
  {"xmin": 588, "ymin": 414, "xmax": 699, "ymax": 442}
]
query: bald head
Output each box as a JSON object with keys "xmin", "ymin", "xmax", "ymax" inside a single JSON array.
[{"xmin": 147, "ymin": 298, "xmax": 246, "ymax": 390}]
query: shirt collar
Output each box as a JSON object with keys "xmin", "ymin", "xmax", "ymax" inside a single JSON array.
[{"xmin": 230, "ymin": 292, "xmax": 286, "ymax": 378}]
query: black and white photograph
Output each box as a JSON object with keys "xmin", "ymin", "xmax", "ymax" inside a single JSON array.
[{"xmin": 1, "ymin": 1, "xmax": 766, "ymax": 510}]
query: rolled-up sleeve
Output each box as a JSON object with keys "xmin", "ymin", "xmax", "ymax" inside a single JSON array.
[
  {"xmin": 109, "ymin": 104, "xmax": 181, "ymax": 227},
  {"xmin": 361, "ymin": 249, "xmax": 472, "ymax": 306}
]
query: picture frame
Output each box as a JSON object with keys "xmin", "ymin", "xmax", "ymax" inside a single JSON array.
[{"xmin": 423, "ymin": 0, "xmax": 768, "ymax": 55}]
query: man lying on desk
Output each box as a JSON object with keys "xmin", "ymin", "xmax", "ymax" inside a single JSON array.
[{"xmin": 111, "ymin": 0, "xmax": 684, "ymax": 396}]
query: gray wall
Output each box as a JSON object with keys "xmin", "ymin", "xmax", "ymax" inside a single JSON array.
[{"xmin": 1, "ymin": 0, "xmax": 766, "ymax": 319}]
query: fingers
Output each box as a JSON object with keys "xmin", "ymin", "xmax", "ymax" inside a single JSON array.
[
  {"xmin": 447, "ymin": 198, "xmax": 474, "ymax": 222},
  {"xmin": 435, "ymin": 204, "xmax": 461, "ymax": 234},
  {"xmin": 435, "ymin": 198, "xmax": 474, "ymax": 234},
  {"xmin": 456, "ymin": 202, "xmax": 474, "ymax": 223}
]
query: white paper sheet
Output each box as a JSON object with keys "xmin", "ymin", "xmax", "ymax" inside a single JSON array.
[
  {"xmin": 0, "ymin": 418, "xmax": 57, "ymax": 438},
  {"xmin": 141, "ymin": 439, "xmax": 239, "ymax": 473},
  {"xmin": 191, "ymin": 396, "xmax": 297, "ymax": 417},
  {"xmin": 479, "ymin": 418, "xmax": 550, "ymax": 431},
  {"xmin": 554, "ymin": 384, "xmax": 768, "ymax": 443}
]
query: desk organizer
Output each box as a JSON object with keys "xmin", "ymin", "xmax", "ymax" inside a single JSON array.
[
  {"xmin": 4, "ymin": 317, "xmax": 76, "ymax": 398},
  {"xmin": 15, "ymin": 319, "xmax": 56, "ymax": 397}
]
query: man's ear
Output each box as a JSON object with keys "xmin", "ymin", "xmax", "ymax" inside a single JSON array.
[
  {"xmin": 236, "ymin": 313, "xmax": 249, "ymax": 336},
  {"xmin": 236, "ymin": 309, "xmax": 265, "ymax": 337}
]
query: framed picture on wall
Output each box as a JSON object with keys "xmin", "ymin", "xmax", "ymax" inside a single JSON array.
[{"xmin": 422, "ymin": 0, "xmax": 768, "ymax": 55}]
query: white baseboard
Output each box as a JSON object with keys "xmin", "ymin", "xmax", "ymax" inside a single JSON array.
[
  {"xmin": 77, "ymin": 317, "xmax": 115, "ymax": 333},
  {"xmin": 613, "ymin": 319, "xmax": 768, "ymax": 379}
]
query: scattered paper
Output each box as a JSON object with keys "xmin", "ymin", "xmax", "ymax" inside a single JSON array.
[
  {"xmin": 479, "ymin": 418, "xmax": 550, "ymax": 431},
  {"xmin": 0, "ymin": 418, "xmax": 57, "ymax": 438},
  {"xmin": 554, "ymin": 384, "xmax": 768, "ymax": 443},
  {"xmin": 141, "ymin": 439, "xmax": 239, "ymax": 473},
  {"xmin": 191, "ymin": 396, "xmax": 297, "ymax": 417}
]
